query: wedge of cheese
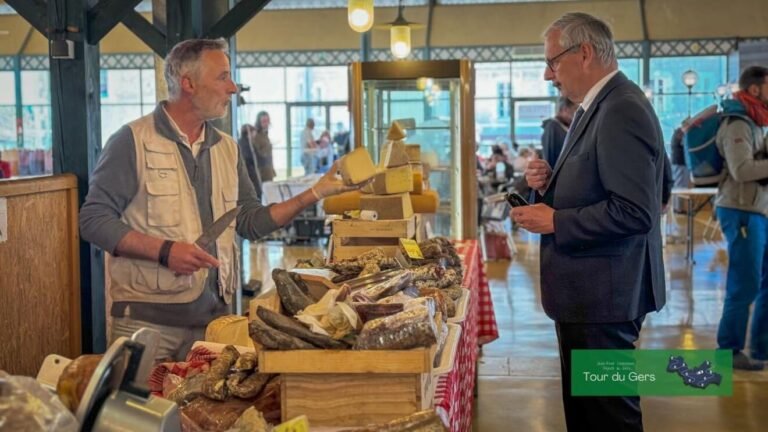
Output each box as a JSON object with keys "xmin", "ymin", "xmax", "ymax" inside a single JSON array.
[
  {"xmin": 360, "ymin": 193, "xmax": 414, "ymax": 220},
  {"xmin": 379, "ymin": 140, "xmax": 410, "ymax": 169},
  {"xmin": 411, "ymin": 189, "xmax": 439, "ymax": 214},
  {"xmin": 365, "ymin": 164, "xmax": 414, "ymax": 195},
  {"xmin": 405, "ymin": 144, "xmax": 421, "ymax": 162},
  {"xmin": 340, "ymin": 147, "xmax": 376, "ymax": 185},
  {"xmin": 410, "ymin": 162, "xmax": 424, "ymax": 194},
  {"xmin": 322, "ymin": 189, "xmax": 438, "ymax": 214},
  {"xmin": 387, "ymin": 121, "xmax": 407, "ymax": 141},
  {"xmin": 205, "ymin": 315, "xmax": 254, "ymax": 348}
]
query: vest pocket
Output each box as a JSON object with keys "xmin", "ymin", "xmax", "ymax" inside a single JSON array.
[
  {"xmin": 146, "ymin": 181, "xmax": 181, "ymax": 226},
  {"xmin": 223, "ymin": 188, "xmax": 238, "ymax": 211},
  {"xmin": 133, "ymin": 260, "xmax": 191, "ymax": 294}
]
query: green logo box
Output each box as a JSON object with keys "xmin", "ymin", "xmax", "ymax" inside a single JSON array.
[{"xmin": 571, "ymin": 349, "xmax": 732, "ymax": 396}]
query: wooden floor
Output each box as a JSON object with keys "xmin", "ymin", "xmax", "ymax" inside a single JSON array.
[{"xmin": 246, "ymin": 212, "xmax": 768, "ymax": 432}]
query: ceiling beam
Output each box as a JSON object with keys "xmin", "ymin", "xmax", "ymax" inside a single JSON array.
[
  {"xmin": 87, "ymin": 0, "xmax": 144, "ymax": 44},
  {"xmin": 121, "ymin": 9, "xmax": 167, "ymax": 56},
  {"xmin": 205, "ymin": 0, "xmax": 271, "ymax": 40},
  {"xmin": 425, "ymin": 0, "xmax": 437, "ymax": 60},
  {"xmin": 639, "ymin": 0, "xmax": 649, "ymax": 41},
  {"xmin": 5, "ymin": 0, "xmax": 48, "ymax": 37}
]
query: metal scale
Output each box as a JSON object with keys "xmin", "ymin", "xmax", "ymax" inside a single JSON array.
[{"xmin": 74, "ymin": 328, "xmax": 181, "ymax": 432}]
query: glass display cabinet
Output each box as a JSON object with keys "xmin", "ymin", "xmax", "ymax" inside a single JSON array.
[{"xmin": 349, "ymin": 60, "xmax": 477, "ymax": 239}]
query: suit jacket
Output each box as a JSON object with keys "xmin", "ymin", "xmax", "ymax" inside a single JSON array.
[
  {"xmin": 538, "ymin": 72, "xmax": 666, "ymax": 323},
  {"xmin": 541, "ymin": 117, "xmax": 568, "ymax": 168}
]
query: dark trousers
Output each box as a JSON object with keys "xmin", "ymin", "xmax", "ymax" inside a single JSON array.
[{"xmin": 555, "ymin": 316, "xmax": 645, "ymax": 432}]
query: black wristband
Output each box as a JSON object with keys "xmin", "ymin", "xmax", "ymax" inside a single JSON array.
[{"xmin": 158, "ymin": 240, "xmax": 175, "ymax": 268}]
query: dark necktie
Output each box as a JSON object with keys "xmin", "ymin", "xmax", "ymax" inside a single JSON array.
[
  {"xmin": 531, "ymin": 106, "xmax": 586, "ymax": 203},
  {"xmin": 563, "ymin": 106, "xmax": 585, "ymax": 148}
]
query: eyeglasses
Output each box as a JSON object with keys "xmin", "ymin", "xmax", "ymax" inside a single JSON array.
[{"xmin": 545, "ymin": 44, "xmax": 580, "ymax": 72}]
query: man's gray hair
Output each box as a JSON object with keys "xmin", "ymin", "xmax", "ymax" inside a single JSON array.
[
  {"xmin": 164, "ymin": 38, "xmax": 229, "ymax": 99},
  {"xmin": 544, "ymin": 13, "xmax": 616, "ymax": 67}
]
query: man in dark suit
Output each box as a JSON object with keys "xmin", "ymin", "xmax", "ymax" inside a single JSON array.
[
  {"xmin": 541, "ymin": 96, "xmax": 577, "ymax": 167},
  {"xmin": 511, "ymin": 12, "xmax": 666, "ymax": 432}
]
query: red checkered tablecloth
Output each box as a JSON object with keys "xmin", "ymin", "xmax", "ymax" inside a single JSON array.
[
  {"xmin": 454, "ymin": 240, "xmax": 498, "ymax": 345},
  {"xmin": 433, "ymin": 240, "xmax": 498, "ymax": 432}
]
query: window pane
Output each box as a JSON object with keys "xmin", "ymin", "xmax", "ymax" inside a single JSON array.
[
  {"xmin": 101, "ymin": 70, "xmax": 142, "ymax": 103},
  {"xmin": 650, "ymin": 56, "xmax": 728, "ymax": 95},
  {"xmin": 0, "ymin": 71, "xmax": 15, "ymax": 105},
  {"xmin": 649, "ymin": 55, "xmax": 728, "ymax": 145},
  {"xmin": 239, "ymin": 67, "xmax": 285, "ymax": 103},
  {"xmin": 475, "ymin": 98, "xmax": 510, "ymax": 157},
  {"xmin": 0, "ymin": 106, "xmax": 16, "ymax": 150},
  {"xmin": 21, "ymin": 71, "xmax": 50, "ymax": 105},
  {"xmin": 102, "ymin": 105, "xmax": 143, "ymax": 145},
  {"xmin": 514, "ymin": 100, "xmax": 555, "ymax": 147},
  {"xmin": 22, "ymin": 105, "xmax": 52, "ymax": 150},
  {"xmin": 652, "ymin": 94, "xmax": 719, "ymax": 150},
  {"xmin": 286, "ymin": 66, "xmax": 347, "ymax": 102},
  {"xmin": 511, "ymin": 61, "xmax": 554, "ymax": 98},
  {"xmin": 475, "ymin": 62, "xmax": 510, "ymax": 98},
  {"xmin": 141, "ymin": 69, "xmax": 157, "ymax": 104},
  {"xmin": 618, "ymin": 58, "xmax": 641, "ymax": 85}
]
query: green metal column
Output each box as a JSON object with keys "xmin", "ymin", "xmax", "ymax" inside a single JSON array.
[
  {"xmin": 12, "ymin": 56, "xmax": 23, "ymax": 148},
  {"xmin": 48, "ymin": 0, "xmax": 105, "ymax": 353}
]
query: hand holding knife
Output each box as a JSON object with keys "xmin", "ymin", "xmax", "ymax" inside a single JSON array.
[{"xmin": 165, "ymin": 206, "xmax": 241, "ymax": 275}]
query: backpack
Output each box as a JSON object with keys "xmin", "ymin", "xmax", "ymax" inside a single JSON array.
[{"xmin": 682, "ymin": 104, "xmax": 755, "ymax": 187}]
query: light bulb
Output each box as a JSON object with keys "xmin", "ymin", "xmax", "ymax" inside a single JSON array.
[
  {"xmin": 390, "ymin": 25, "xmax": 411, "ymax": 59},
  {"xmin": 348, "ymin": 0, "xmax": 374, "ymax": 33}
]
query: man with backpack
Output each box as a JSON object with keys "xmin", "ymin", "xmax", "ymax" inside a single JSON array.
[{"xmin": 714, "ymin": 66, "xmax": 768, "ymax": 370}]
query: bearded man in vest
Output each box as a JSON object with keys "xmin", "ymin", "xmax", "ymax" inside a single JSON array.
[{"xmin": 80, "ymin": 39, "xmax": 359, "ymax": 361}]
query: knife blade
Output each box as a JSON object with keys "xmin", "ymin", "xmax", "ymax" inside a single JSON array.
[{"xmin": 195, "ymin": 206, "xmax": 241, "ymax": 249}]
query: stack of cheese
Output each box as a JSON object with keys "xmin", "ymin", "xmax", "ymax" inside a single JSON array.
[
  {"xmin": 359, "ymin": 122, "xmax": 414, "ymax": 220},
  {"xmin": 324, "ymin": 122, "xmax": 439, "ymax": 216}
]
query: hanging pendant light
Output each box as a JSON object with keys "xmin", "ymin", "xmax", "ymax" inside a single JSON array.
[
  {"xmin": 390, "ymin": 0, "xmax": 413, "ymax": 59},
  {"xmin": 348, "ymin": 0, "xmax": 374, "ymax": 33},
  {"xmin": 391, "ymin": 24, "xmax": 411, "ymax": 59}
]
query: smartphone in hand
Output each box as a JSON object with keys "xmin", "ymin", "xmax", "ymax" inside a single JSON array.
[{"xmin": 505, "ymin": 192, "xmax": 529, "ymax": 208}]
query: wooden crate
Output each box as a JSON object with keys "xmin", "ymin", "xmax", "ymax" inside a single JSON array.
[
  {"xmin": 259, "ymin": 347, "xmax": 434, "ymax": 427},
  {"xmin": 332, "ymin": 216, "xmax": 416, "ymax": 239},
  {"xmin": 330, "ymin": 216, "xmax": 416, "ymax": 261}
]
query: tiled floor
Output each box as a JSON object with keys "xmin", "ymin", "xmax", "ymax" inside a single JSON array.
[
  {"xmin": 247, "ymin": 211, "xmax": 768, "ymax": 431},
  {"xmin": 473, "ymin": 215, "xmax": 768, "ymax": 432}
]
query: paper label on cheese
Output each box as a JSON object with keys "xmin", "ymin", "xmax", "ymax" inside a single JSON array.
[{"xmin": 400, "ymin": 238, "xmax": 424, "ymax": 259}]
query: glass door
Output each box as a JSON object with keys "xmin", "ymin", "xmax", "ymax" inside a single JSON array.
[{"xmin": 286, "ymin": 103, "xmax": 346, "ymax": 177}]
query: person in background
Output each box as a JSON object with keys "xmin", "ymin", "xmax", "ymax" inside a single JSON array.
[
  {"xmin": 79, "ymin": 39, "xmax": 362, "ymax": 362},
  {"xmin": 541, "ymin": 96, "xmax": 578, "ymax": 167},
  {"xmin": 238, "ymin": 122, "xmax": 262, "ymax": 199},
  {"xmin": 301, "ymin": 118, "xmax": 317, "ymax": 175},
  {"xmin": 668, "ymin": 119, "xmax": 692, "ymax": 212},
  {"xmin": 0, "ymin": 151, "xmax": 10, "ymax": 179},
  {"xmin": 316, "ymin": 130, "xmax": 333, "ymax": 174},
  {"xmin": 670, "ymin": 119, "xmax": 692, "ymax": 188},
  {"xmin": 714, "ymin": 65, "xmax": 768, "ymax": 370},
  {"xmin": 512, "ymin": 147, "xmax": 534, "ymax": 173},
  {"xmin": 485, "ymin": 144, "xmax": 515, "ymax": 186},
  {"xmin": 513, "ymin": 13, "xmax": 666, "ymax": 431},
  {"xmin": 251, "ymin": 111, "xmax": 276, "ymax": 183},
  {"xmin": 332, "ymin": 122, "xmax": 351, "ymax": 156}
]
